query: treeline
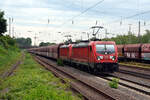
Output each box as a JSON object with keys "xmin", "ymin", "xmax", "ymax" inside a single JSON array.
[
  {"xmin": 15, "ymin": 37, "xmax": 32, "ymax": 48},
  {"xmin": 102, "ymin": 30, "xmax": 150, "ymax": 44},
  {"xmin": 39, "ymin": 42, "xmax": 56, "ymax": 47}
]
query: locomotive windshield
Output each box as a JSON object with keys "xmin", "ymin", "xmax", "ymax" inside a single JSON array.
[{"xmin": 96, "ymin": 44, "xmax": 115, "ymax": 54}]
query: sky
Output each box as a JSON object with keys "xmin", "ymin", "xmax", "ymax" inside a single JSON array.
[{"xmin": 0, "ymin": 0, "xmax": 150, "ymax": 45}]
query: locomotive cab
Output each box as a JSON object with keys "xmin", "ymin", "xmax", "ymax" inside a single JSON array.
[{"xmin": 92, "ymin": 41, "xmax": 118, "ymax": 72}]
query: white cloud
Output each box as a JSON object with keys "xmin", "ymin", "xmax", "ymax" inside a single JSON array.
[{"xmin": 1, "ymin": 0, "xmax": 150, "ymax": 45}]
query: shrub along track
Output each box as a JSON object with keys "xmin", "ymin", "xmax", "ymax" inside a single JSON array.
[
  {"xmin": 33, "ymin": 55, "xmax": 141, "ymax": 100},
  {"xmin": 1, "ymin": 52, "xmax": 25, "ymax": 79}
]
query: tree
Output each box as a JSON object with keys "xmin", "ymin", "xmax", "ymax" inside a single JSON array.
[
  {"xmin": 102, "ymin": 33, "xmax": 139, "ymax": 44},
  {"xmin": 15, "ymin": 37, "xmax": 32, "ymax": 47},
  {"xmin": 0, "ymin": 10, "xmax": 7, "ymax": 36},
  {"xmin": 141, "ymin": 30, "xmax": 150, "ymax": 43}
]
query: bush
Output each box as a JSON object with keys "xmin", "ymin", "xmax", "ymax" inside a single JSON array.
[
  {"xmin": 57, "ymin": 59, "xmax": 64, "ymax": 66},
  {"xmin": 0, "ymin": 35, "xmax": 17, "ymax": 49},
  {"xmin": 109, "ymin": 78, "xmax": 119, "ymax": 89}
]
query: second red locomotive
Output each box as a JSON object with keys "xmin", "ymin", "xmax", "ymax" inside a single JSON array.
[{"xmin": 29, "ymin": 41, "xmax": 119, "ymax": 73}]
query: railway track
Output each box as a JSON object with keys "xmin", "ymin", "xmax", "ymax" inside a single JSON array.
[
  {"xmin": 100, "ymin": 75, "xmax": 150, "ymax": 96},
  {"xmin": 119, "ymin": 64, "xmax": 150, "ymax": 72},
  {"xmin": 119, "ymin": 69, "xmax": 150, "ymax": 79},
  {"xmin": 120, "ymin": 62, "xmax": 150, "ymax": 68},
  {"xmin": 110, "ymin": 72, "xmax": 150, "ymax": 88},
  {"xmin": 1, "ymin": 52, "xmax": 25, "ymax": 79},
  {"xmin": 33, "ymin": 55, "xmax": 138, "ymax": 100},
  {"xmin": 118, "ymin": 64, "xmax": 150, "ymax": 80}
]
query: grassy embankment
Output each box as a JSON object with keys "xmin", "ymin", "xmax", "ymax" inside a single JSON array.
[
  {"xmin": 0, "ymin": 53, "xmax": 82, "ymax": 100},
  {"xmin": 0, "ymin": 35, "xmax": 21, "ymax": 75},
  {"xmin": 0, "ymin": 45, "xmax": 21, "ymax": 74}
]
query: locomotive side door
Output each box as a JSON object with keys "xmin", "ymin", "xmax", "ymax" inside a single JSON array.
[{"xmin": 88, "ymin": 45, "xmax": 94, "ymax": 68}]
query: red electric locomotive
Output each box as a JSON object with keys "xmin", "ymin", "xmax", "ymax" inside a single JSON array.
[
  {"xmin": 59, "ymin": 41, "xmax": 118, "ymax": 73},
  {"xmin": 29, "ymin": 41, "xmax": 119, "ymax": 73}
]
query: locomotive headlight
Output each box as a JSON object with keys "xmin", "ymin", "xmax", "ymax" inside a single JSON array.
[
  {"xmin": 97, "ymin": 56, "xmax": 103, "ymax": 60},
  {"xmin": 110, "ymin": 56, "xmax": 113, "ymax": 59},
  {"xmin": 110, "ymin": 56, "xmax": 115, "ymax": 60},
  {"xmin": 100, "ymin": 56, "xmax": 103, "ymax": 59},
  {"xmin": 97, "ymin": 56, "xmax": 101, "ymax": 60}
]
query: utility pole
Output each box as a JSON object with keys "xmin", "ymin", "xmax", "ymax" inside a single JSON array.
[
  {"xmin": 105, "ymin": 29, "xmax": 108, "ymax": 39},
  {"xmin": 128, "ymin": 24, "xmax": 132, "ymax": 34},
  {"xmin": 12, "ymin": 26, "xmax": 14, "ymax": 37},
  {"xmin": 138, "ymin": 21, "xmax": 141, "ymax": 43},
  {"xmin": 9, "ymin": 17, "xmax": 11, "ymax": 37},
  {"xmin": 11, "ymin": 18, "xmax": 14, "ymax": 37},
  {"xmin": 34, "ymin": 33, "xmax": 38, "ymax": 46},
  {"xmin": 128, "ymin": 24, "xmax": 132, "ymax": 44}
]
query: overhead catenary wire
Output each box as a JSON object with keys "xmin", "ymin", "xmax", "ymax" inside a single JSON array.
[
  {"xmin": 59, "ymin": 0, "xmax": 150, "ymax": 33},
  {"xmin": 56, "ymin": 0, "xmax": 150, "ymax": 39},
  {"xmin": 105, "ymin": 10, "xmax": 150, "ymax": 26},
  {"xmin": 103, "ymin": 9, "xmax": 150, "ymax": 36},
  {"xmin": 60, "ymin": 0, "xmax": 105, "ymax": 27}
]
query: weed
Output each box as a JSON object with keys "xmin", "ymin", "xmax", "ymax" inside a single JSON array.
[
  {"xmin": 109, "ymin": 78, "xmax": 119, "ymax": 89},
  {"xmin": 57, "ymin": 58, "xmax": 64, "ymax": 66}
]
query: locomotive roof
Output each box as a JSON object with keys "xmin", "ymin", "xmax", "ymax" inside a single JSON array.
[
  {"xmin": 60, "ymin": 45, "xmax": 70, "ymax": 48},
  {"xmin": 72, "ymin": 41, "xmax": 116, "ymax": 48},
  {"xmin": 72, "ymin": 42, "xmax": 89, "ymax": 48},
  {"xmin": 60, "ymin": 41, "xmax": 116, "ymax": 48},
  {"xmin": 90, "ymin": 41, "xmax": 115, "ymax": 44}
]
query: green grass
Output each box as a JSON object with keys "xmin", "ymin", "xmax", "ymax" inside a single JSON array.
[
  {"xmin": 0, "ymin": 45, "xmax": 21, "ymax": 74},
  {"xmin": 0, "ymin": 53, "xmax": 82, "ymax": 100}
]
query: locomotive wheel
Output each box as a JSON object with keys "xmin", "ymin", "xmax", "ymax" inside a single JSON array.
[
  {"xmin": 87, "ymin": 66, "xmax": 91, "ymax": 73},
  {"xmin": 113, "ymin": 64, "xmax": 119, "ymax": 72},
  {"xmin": 94, "ymin": 68, "xmax": 98, "ymax": 75},
  {"xmin": 90, "ymin": 68, "xmax": 98, "ymax": 75}
]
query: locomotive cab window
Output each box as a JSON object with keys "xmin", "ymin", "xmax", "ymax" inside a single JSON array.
[{"xmin": 96, "ymin": 44, "xmax": 115, "ymax": 54}]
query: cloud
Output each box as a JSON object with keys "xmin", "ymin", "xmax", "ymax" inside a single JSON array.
[{"xmin": 1, "ymin": 0, "xmax": 150, "ymax": 45}]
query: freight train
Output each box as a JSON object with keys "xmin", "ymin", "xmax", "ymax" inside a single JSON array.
[
  {"xmin": 117, "ymin": 43, "xmax": 150, "ymax": 62},
  {"xmin": 28, "ymin": 41, "xmax": 119, "ymax": 74}
]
